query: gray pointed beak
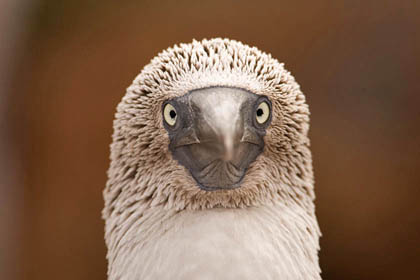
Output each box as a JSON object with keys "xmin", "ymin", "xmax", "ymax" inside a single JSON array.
[
  {"xmin": 191, "ymin": 88, "xmax": 245, "ymax": 163},
  {"xmin": 166, "ymin": 87, "xmax": 271, "ymax": 191}
]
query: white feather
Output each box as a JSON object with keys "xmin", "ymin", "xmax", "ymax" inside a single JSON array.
[{"xmin": 110, "ymin": 203, "xmax": 319, "ymax": 280}]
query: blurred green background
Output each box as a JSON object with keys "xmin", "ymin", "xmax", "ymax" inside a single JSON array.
[{"xmin": 1, "ymin": 0, "xmax": 419, "ymax": 279}]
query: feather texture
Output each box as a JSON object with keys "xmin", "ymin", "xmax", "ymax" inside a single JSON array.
[{"xmin": 103, "ymin": 38, "xmax": 321, "ymax": 279}]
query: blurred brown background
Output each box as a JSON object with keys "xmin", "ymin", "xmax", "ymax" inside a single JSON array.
[{"xmin": 1, "ymin": 0, "xmax": 419, "ymax": 279}]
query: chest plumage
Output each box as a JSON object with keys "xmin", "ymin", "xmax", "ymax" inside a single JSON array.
[{"xmin": 109, "ymin": 204, "xmax": 319, "ymax": 280}]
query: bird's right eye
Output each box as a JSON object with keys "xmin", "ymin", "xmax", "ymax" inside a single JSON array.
[{"xmin": 163, "ymin": 103, "xmax": 177, "ymax": 126}]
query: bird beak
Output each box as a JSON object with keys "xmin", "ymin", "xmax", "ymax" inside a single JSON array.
[
  {"xmin": 191, "ymin": 88, "xmax": 246, "ymax": 163},
  {"xmin": 168, "ymin": 87, "xmax": 268, "ymax": 191}
]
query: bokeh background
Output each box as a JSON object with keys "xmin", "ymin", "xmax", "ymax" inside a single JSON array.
[{"xmin": 1, "ymin": 0, "xmax": 419, "ymax": 279}]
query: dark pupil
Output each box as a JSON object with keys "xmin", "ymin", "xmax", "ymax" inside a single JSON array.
[
  {"xmin": 256, "ymin": 108, "xmax": 264, "ymax": 117},
  {"xmin": 169, "ymin": 110, "xmax": 176, "ymax": 119}
]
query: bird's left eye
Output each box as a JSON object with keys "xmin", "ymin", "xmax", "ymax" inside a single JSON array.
[
  {"xmin": 163, "ymin": 103, "xmax": 177, "ymax": 126},
  {"xmin": 256, "ymin": 101, "xmax": 270, "ymax": 124}
]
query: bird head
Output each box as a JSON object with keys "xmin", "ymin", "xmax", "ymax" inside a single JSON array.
[{"xmin": 104, "ymin": 38, "xmax": 314, "ymax": 211}]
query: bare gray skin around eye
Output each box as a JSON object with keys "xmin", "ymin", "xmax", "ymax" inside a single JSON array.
[{"xmin": 162, "ymin": 87, "xmax": 272, "ymax": 191}]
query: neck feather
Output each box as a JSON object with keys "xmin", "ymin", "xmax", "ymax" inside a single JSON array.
[{"xmin": 105, "ymin": 202, "xmax": 320, "ymax": 280}]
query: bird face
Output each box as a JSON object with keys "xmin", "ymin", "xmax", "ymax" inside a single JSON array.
[
  {"xmin": 162, "ymin": 87, "xmax": 272, "ymax": 191},
  {"xmin": 105, "ymin": 38, "xmax": 313, "ymax": 211}
]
